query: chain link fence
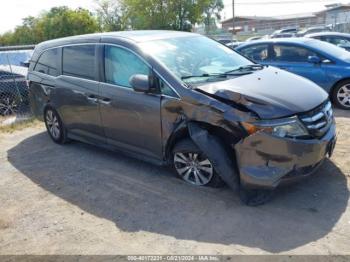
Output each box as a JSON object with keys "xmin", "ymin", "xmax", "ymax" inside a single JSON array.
[{"xmin": 0, "ymin": 45, "xmax": 35, "ymax": 125}]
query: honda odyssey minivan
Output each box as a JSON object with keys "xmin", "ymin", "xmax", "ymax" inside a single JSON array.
[{"xmin": 28, "ymin": 31, "xmax": 337, "ymax": 205}]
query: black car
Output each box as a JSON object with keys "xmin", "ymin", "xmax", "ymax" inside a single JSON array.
[
  {"xmin": 0, "ymin": 50, "xmax": 32, "ymax": 116},
  {"xmin": 28, "ymin": 31, "xmax": 336, "ymax": 205},
  {"xmin": 0, "ymin": 65, "xmax": 29, "ymax": 116},
  {"xmin": 306, "ymin": 32, "xmax": 350, "ymax": 51}
]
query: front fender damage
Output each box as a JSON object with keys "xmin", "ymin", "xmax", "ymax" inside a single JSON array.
[
  {"xmin": 187, "ymin": 122, "xmax": 274, "ymax": 206},
  {"xmin": 187, "ymin": 122, "xmax": 239, "ymax": 191}
]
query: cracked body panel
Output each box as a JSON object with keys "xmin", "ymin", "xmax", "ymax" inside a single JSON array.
[{"xmin": 235, "ymin": 124, "xmax": 337, "ymax": 189}]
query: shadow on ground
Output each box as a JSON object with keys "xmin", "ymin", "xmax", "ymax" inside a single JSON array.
[
  {"xmin": 7, "ymin": 132, "xmax": 349, "ymax": 253},
  {"xmin": 334, "ymin": 108, "xmax": 350, "ymax": 118}
]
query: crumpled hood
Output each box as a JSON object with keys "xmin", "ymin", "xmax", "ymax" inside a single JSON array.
[{"xmin": 195, "ymin": 66, "xmax": 328, "ymax": 119}]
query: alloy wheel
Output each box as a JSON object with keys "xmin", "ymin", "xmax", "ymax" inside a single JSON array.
[
  {"xmin": 337, "ymin": 84, "xmax": 350, "ymax": 108},
  {"xmin": 174, "ymin": 152, "xmax": 214, "ymax": 186},
  {"xmin": 0, "ymin": 97, "xmax": 18, "ymax": 116},
  {"xmin": 46, "ymin": 110, "xmax": 61, "ymax": 140}
]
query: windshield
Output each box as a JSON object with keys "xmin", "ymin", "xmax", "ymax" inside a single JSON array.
[
  {"xmin": 140, "ymin": 36, "xmax": 253, "ymax": 84},
  {"xmin": 307, "ymin": 39, "xmax": 350, "ymax": 62}
]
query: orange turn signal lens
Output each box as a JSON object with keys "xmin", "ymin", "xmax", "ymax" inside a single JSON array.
[
  {"xmin": 241, "ymin": 122, "xmax": 273, "ymax": 135},
  {"xmin": 241, "ymin": 122, "xmax": 260, "ymax": 135}
]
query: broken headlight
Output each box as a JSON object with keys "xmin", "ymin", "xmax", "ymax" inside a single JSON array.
[{"xmin": 241, "ymin": 117, "xmax": 309, "ymax": 138}]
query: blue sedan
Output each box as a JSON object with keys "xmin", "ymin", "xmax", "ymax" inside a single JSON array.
[{"xmin": 236, "ymin": 38, "xmax": 350, "ymax": 109}]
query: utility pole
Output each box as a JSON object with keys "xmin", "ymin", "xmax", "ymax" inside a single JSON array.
[{"xmin": 232, "ymin": 0, "xmax": 235, "ymax": 38}]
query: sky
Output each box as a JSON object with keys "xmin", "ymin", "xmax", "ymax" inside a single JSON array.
[{"xmin": 0, "ymin": 0, "xmax": 350, "ymax": 33}]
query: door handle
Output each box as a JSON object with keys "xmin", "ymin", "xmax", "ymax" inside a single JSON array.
[
  {"xmin": 86, "ymin": 94, "xmax": 99, "ymax": 103},
  {"xmin": 99, "ymin": 98, "xmax": 111, "ymax": 105}
]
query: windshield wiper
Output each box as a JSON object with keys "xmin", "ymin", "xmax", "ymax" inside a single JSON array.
[
  {"xmin": 225, "ymin": 64, "xmax": 266, "ymax": 74},
  {"xmin": 181, "ymin": 65, "xmax": 266, "ymax": 81},
  {"xmin": 181, "ymin": 73, "xmax": 228, "ymax": 80},
  {"xmin": 181, "ymin": 70, "xmax": 254, "ymax": 80}
]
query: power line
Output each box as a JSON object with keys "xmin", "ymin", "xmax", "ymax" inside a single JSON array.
[{"xmin": 224, "ymin": 0, "xmax": 349, "ymax": 5}]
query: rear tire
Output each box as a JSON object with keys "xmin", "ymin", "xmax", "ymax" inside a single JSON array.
[
  {"xmin": 172, "ymin": 138, "xmax": 225, "ymax": 188},
  {"xmin": 44, "ymin": 107, "xmax": 68, "ymax": 144},
  {"xmin": 332, "ymin": 80, "xmax": 350, "ymax": 110}
]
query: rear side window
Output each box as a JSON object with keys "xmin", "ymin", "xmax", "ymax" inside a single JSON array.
[
  {"xmin": 104, "ymin": 46, "xmax": 150, "ymax": 88},
  {"xmin": 325, "ymin": 36, "xmax": 350, "ymax": 48},
  {"xmin": 63, "ymin": 45, "xmax": 96, "ymax": 80},
  {"xmin": 272, "ymin": 44, "xmax": 316, "ymax": 62},
  {"xmin": 34, "ymin": 49, "xmax": 58, "ymax": 76},
  {"xmin": 239, "ymin": 44, "xmax": 269, "ymax": 62}
]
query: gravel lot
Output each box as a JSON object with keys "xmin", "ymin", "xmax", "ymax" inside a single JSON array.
[{"xmin": 0, "ymin": 109, "xmax": 349, "ymax": 255}]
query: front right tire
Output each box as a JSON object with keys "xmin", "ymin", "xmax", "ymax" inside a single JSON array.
[{"xmin": 172, "ymin": 138, "xmax": 225, "ymax": 188}]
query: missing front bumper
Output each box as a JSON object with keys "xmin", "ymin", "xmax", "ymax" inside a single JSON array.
[{"xmin": 234, "ymin": 124, "xmax": 337, "ymax": 189}]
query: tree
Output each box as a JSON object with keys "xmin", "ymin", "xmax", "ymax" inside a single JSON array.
[
  {"xmin": 95, "ymin": 0, "xmax": 127, "ymax": 31},
  {"xmin": 0, "ymin": 6, "xmax": 99, "ymax": 46},
  {"xmin": 122, "ymin": 0, "xmax": 222, "ymax": 31},
  {"xmin": 202, "ymin": 0, "xmax": 224, "ymax": 34},
  {"xmin": 38, "ymin": 7, "xmax": 99, "ymax": 41}
]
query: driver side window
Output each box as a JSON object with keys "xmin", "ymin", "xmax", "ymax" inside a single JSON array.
[
  {"xmin": 105, "ymin": 46, "xmax": 150, "ymax": 88},
  {"xmin": 272, "ymin": 44, "xmax": 316, "ymax": 63},
  {"xmin": 240, "ymin": 44, "xmax": 269, "ymax": 62}
]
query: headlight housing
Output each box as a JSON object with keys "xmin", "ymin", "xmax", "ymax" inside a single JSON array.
[{"xmin": 241, "ymin": 117, "xmax": 309, "ymax": 138}]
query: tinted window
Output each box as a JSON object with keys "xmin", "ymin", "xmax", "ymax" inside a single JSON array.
[
  {"xmin": 34, "ymin": 49, "xmax": 58, "ymax": 76},
  {"xmin": 240, "ymin": 44, "xmax": 269, "ymax": 62},
  {"xmin": 307, "ymin": 39, "xmax": 350, "ymax": 62},
  {"xmin": 105, "ymin": 46, "xmax": 150, "ymax": 88},
  {"xmin": 325, "ymin": 36, "xmax": 350, "ymax": 49},
  {"xmin": 272, "ymin": 44, "xmax": 316, "ymax": 62},
  {"xmin": 63, "ymin": 45, "xmax": 96, "ymax": 80}
]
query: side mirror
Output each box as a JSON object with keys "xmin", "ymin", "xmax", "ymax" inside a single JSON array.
[
  {"xmin": 20, "ymin": 61, "xmax": 30, "ymax": 68},
  {"xmin": 308, "ymin": 55, "xmax": 321, "ymax": 64},
  {"xmin": 130, "ymin": 74, "xmax": 151, "ymax": 92}
]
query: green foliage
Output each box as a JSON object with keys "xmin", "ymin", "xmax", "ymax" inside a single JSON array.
[
  {"xmin": 95, "ymin": 0, "xmax": 127, "ymax": 31},
  {"xmin": 0, "ymin": 0, "xmax": 224, "ymax": 46},
  {"xmin": 122, "ymin": 0, "xmax": 223, "ymax": 31},
  {"xmin": 0, "ymin": 6, "xmax": 99, "ymax": 46}
]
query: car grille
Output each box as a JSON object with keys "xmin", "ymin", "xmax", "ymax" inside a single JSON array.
[{"xmin": 299, "ymin": 101, "xmax": 334, "ymax": 138}]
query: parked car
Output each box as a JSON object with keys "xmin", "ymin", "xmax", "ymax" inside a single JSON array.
[
  {"xmin": 246, "ymin": 36, "xmax": 262, "ymax": 42},
  {"xmin": 296, "ymin": 26, "xmax": 330, "ymax": 37},
  {"xmin": 0, "ymin": 50, "xmax": 33, "ymax": 66},
  {"xmin": 0, "ymin": 50, "xmax": 32, "ymax": 116},
  {"xmin": 217, "ymin": 39, "xmax": 236, "ymax": 45},
  {"xmin": 306, "ymin": 32, "xmax": 350, "ymax": 51},
  {"xmin": 28, "ymin": 31, "xmax": 336, "ymax": 205},
  {"xmin": 226, "ymin": 41, "xmax": 243, "ymax": 49},
  {"xmin": 0, "ymin": 65, "xmax": 29, "ymax": 116},
  {"xmin": 236, "ymin": 38, "xmax": 350, "ymax": 109},
  {"xmin": 271, "ymin": 28, "xmax": 298, "ymax": 38},
  {"xmin": 270, "ymin": 33, "xmax": 295, "ymax": 39}
]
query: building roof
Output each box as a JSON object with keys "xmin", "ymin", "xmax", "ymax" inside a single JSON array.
[{"xmin": 222, "ymin": 3, "xmax": 350, "ymax": 24}]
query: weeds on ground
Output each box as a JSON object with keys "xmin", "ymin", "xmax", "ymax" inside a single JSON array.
[{"xmin": 0, "ymin": 117, "xmax": 42, "ymax": 133}]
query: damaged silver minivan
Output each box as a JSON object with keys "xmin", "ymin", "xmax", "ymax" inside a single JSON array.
[{"xmin": 28, "ymin": 31, "xmax": 337, "ymax": 205}]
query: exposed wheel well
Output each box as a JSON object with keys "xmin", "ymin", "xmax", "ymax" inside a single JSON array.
[{"xmin": 165, "ymin": 121, "xmax": 243, "ymax": 166}]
